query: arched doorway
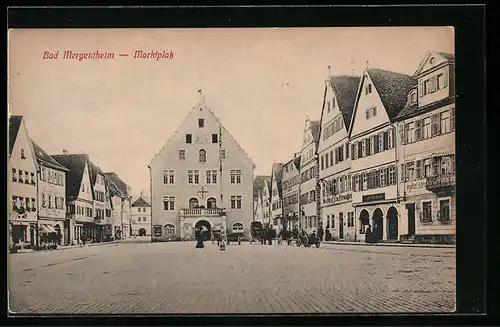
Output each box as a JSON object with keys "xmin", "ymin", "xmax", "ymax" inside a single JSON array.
[
  {"xmin": 189, "ymin": 198, "xmax": 199, "ymax": 209},
  {"xmin": 207, "ymin": 197, "xmax": 217, "ymax": 209},
  {"xmin": 195, "ymin": 220, "xmax": 211, "ymax": 241},
  {"xmin": 359, "ymin": 209, "xmax": 370, "ymax": 235},
  {"xmin": 139, "ymin": 228, "xmax": 146, "ymax": 236},
  {"xmin": 372, "ymin": 208, "xmax": 383, "ymax": 242},
  {"xmin": 387, "ymin": 206, "xmax": 399, "ymax": 241}
]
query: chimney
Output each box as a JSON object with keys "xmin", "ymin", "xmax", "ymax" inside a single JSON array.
[{"xmin": 62, "ymin": 148, "xmax": 68, "ymax": 155}]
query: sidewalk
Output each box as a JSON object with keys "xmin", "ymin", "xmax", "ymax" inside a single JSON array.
[
  {"xmin": 322, "ymin": 240, "xmax": 455, "ymax": 249},
  {"xmin": 13, "ymin": 240, "xmax": 123, "ymax": 254}
]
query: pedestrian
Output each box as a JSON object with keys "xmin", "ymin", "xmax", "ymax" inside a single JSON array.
[
  {"xmin": 365, "ymin": 225, "xmax": 373, "ymax": 244},
  {"xmin": 195, "ymin": 227, "xmax": 204, "ymax": 248}
]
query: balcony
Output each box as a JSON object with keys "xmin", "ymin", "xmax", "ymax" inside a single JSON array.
[
  {"xmin": 426, "ymin": 173, "xmax": 456, "ymax": 192},
  {"xmin": 180, "ymin": 208, "xmax": 226, "ymax": 217}
]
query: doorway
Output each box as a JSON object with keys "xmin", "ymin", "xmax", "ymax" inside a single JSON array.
[
  {"xmin": 339, "ymin": 213, "xmax": 344, "ymax": 240},
  {"xmin": 387, "ymin": 206, "xmax": 399, "ymax": 240},
  {"xmin": 406, "ymin": 203, "xmax": 416, "ymax": 237},
  {"xmin": 139, "ymin": 228, "xmax": 146, "ymax": 236},
  {"xmin": 373, "ymin": 208, "xmax": 384, "ymax": 242},
  {"xmin": 195, "ymin": 220, "xmax": 212, "ymax": 241}
]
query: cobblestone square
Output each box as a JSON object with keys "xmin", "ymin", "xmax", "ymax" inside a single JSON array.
[{"xmin": 8, "ymin": 242, "xmax": 456, "ymax": 314}]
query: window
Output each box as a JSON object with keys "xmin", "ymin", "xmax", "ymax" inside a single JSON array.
[
  {"xmin": 18, "ymin": 169, "xmax": 23, "ymax": 182},
  {"xmin": 164, "ymin": 224, "xmax": 176, "ymax": 236},
  {"xmin": 424, "ymin": 80, "xmax": 432, "ymax": 95},
  {"xmin": 450, "ymin": 108, "xmax": 455, "ymax": 131},
  {"xmin": 21, "ymin": 149, "xmax": 26, "ymax": 159},
  {"xmin": 321, "ymin": 156, "xmax": 324, "ymax": 170},
  {"xmin": 189, "ymin": 198, "xmax": 199, "ymax": 209},
  {"xmin": 179, "ymin": 150, "xmax": 186, "ymax": 161},
  {"xmin": 163, "ymin": 196, "xmax": 175, "ymax": 211},
  {"xmin": 406, "ymin": 162, "xmax": 415, "ymax": 181},
  {"xmin": 206, "ymin": 170, "xmax": 217, "ymax": 184},
  {"xmin": 231, "ymin": 196, "xmax": 242, "ymax": 210},
  {"xmin": 325, "ymin": 153, "xmax": 329, "ymax": 169},
  {"xmin": 357, "ymin": 141, "xmax": 363, "ymax": 158},
  {"xmin": 416, "ymin": 160, "xmax": 423, "ymax": 179},
  {"xmin": 186, "ymin": 134, "xmax": 192, "ymax": 144},
  {"xmin": 437, "ymin": 74, "xmax": 445, "ymax": 90},
  {"xmin": 212, "ymin": 134, "xmax": 218, "ymax": 143},
  {"xmin": 230, "ymin": 170, "xmax": 242, "ymax": 184},
  {"xmin": 422, "ymin": 201, "xmax": 432, "ymax": 223},
  {"xmin": 163, "ymin": 170, "xmax": 175, "ymax": 184},
  {"xmin": 439, "ymin": 199, "xmax": 451, "ymax": 223},
  {"xmin": 388, "ymin": 165, "xmax": 396, "ymax": 185},
  {"xmin": 380, "ymin": 168, "xmax": 386, "ymax": 186},
  {"xmin": 188, "ymin": 170, "xmax": 198, "ymax": 184},
  {"xmin": 48, "ymin": 195, "xmax": 53, "ymax": 208},
  {"xmin": 330, "ymin": 149, "xmax": 334, "ymax": 166},
  {"xmin": 378, "ymin": 133, "xmax": 384, "ymax": 152},
  {"xmin": 411, "ymin": 92, "xmax": 417, "ymax": 104},
  {"xmin": 199, "ymin": 149, "xmax": 206, "ymax": 163},
  {"xmin": 232, "ymin": 222, "xmax": 244, "ymax": 232},
  {"xmin": 12, "ymin": 168, "xmax": 16, "ymax": 182},
  {"xmin": 366, "ymin": 84, "xmax": 372, "ymax": 95},
  {"xmin": 362, "ymin": 172, "xmax": 368, "ymax": 190},
  {"xmin": 423, "ymin": 117, "xmax": 431, "ymax": 139},
  {"xmin": 220, "ymin": 149, "xmax": 226, "ymax": 159},
  {"xmin": 407, "ymin": 122, "xmax": 415, "ymax": 143},
  {"xmin": 365, "ymin": 138, "xmax": 371, "ymax": 156},
  {"xmin": 352, "ymin": 143, "xmax": 357, "ymax": 160},
  {"xmin": 198, "ymin": 118, "xmax": 204, "ymax": 128},
  {"xmin": 207, "ymin": 197, "xmax": 217, "ymax": 209},
  {"xmin": 440, "ymin": 111, "xmax": 450, "ymax": 134},
  {"xmin": 361, "ymin": 140, "xmax": 366, "ymax": 157},
  {"xmin": 388, "ymin": 130, "xmax": 394, "ymax": 149},
  {"xmin": 347, "ymin": 174, "xmax": 351, "ymax": 191},
  {"xmin": 424, "ymin": 159, "xmax": 432, "ymax": 177}
]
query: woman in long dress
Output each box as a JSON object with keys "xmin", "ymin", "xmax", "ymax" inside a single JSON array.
[{"xmin": 195, "ymin": 227, "xmax": 204, "ymax": 248}]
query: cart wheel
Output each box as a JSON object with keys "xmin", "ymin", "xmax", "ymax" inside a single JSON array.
[{"xmin": 315, "ymin": 242, "xmax": 320, "ymax": 248}]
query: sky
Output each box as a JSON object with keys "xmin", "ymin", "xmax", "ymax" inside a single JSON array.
[{"xmin": 8, "ymin": 27, "xmax": 454, "ymax": 196}]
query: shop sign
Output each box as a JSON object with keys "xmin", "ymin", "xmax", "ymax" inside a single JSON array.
[
  {"xmin": 362, "ymin": 193, "xmax": 385, "ymax": 203},
  {"xmin": 323, "ymin": 193, "xmax": 352, "ymax": 205},
  {"xmin": 406, "ymin": 180, "xmax": 427, "ymax": 191}
]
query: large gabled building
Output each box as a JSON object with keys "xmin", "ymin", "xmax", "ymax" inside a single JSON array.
[
  {"xmin": 394, "ymin": 51, "xmax": 456, "ymax": 244},
  {"xmin": 131, "ymin": 196, "xmax": 152, "ymax": 236},
  {"xmin": 348, "ymin": 68, "xmax": 415, "ymax": 242},
  {"xmin": 149, "ymin": 93, "xmax": 255, "ymax": 241},
  {"xmin": 318, "ymin": 75, "xmax": 360, "ymax": 241}
]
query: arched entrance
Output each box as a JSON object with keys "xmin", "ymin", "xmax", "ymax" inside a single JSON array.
[
  {"xmin": 387, "ymin": 206, "xmax": 399, "ymax": 241},
  {"xmin": 372, "ymin": 208, "xmax": 383, "ymax": 242},
  {"xmin": 359, "ymin": 209, "xmax": 370, "ymax": 235},
  {"xmin": 195, "ymin": 220, "xmax": 211, "ymax": 241},
  {"xmin": 139, "ymin": 228, "xmax": 146, "ymax": 236},
  {"xmin": 189, "ymin": 198, "xmax": 199, "ymax": 209},
  {"xmin": 207, "ymin": 197, "xmax": 217, "ymax": 209}
]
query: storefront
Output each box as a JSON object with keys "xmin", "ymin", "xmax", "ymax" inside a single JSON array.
[
  {"xmin": 322, "ymin": 192, "xmax": 354, "ymax": 241},
  {"xmin": 38, "ymin": 220, "xmax": 65, "ymax": 246},
  {"xmin": 355, "ymin": 198, "xmax": 403, "ymax": 243}
]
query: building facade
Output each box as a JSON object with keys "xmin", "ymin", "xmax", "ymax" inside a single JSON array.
[
  {"xmin": 281, "ymin": 155, "xmax": 301, "ymax": 232},
  {"xmin": 32, "ymin": 142, "xmax": 70, "ymax": 245},
  {"xmin": 253, "ymin": 176, "xmax": 271, "ymax": 224},
  {"xmin": 298, "ymin": 119, "xmax": 320, "ymax": 234},
  {"xmin": 270, "ymin": 163, "xmax": 284, "ymax": 234},
  {"xmin": 348, "ymin": 68, "xmax": 416, "ymax": 242},
  {"xmin": 318, "ymin": 75, "xmax": 360, "ymax": 241},
  {"xmin": 106, "ymin": 172, "xmax": 133, "ymax": 239},
  {"xmin": 131, "ymin": 196, "xmax": 152, "ymax": 236},
  {"xmin": 149, "ymin": 95, "xmax": 255, "ymax": 241},
  {"xmin": 53, "ymin": 154, "xmax": 96, "ymax": 244},
  {"xmin": 9, "ymin": 116, "xmax": 38, "ymax": 248},
  {"xmin": 395, "ymin": 51, "xmax": 456, "ymax": 243}
]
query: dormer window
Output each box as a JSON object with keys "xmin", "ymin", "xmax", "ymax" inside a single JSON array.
[
  {"xmin": 365, "ymin": 84, "xmax": 372, "ymax": 95},
  {"xmin": 410, "ymin": 92, "xmax": 417, "ymax": 104}
]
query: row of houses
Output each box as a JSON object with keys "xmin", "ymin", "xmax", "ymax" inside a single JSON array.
[
  {"xmin": 254, "ymin": 50, "xmax": 456, "ymax": 244},
  {"xmin": 8, "ymin": 115, "xmax": 138, "ymax": 249}
]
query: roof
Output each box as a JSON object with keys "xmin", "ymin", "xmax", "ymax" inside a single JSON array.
[
  {"xmin": 9, "ymin": 116, "xmax": 23, "ymax": 155},
  {"xmin": 132, "ymin": 196, "xmax": 151, "ymax": 207},
  {"xmin": 329, "ymin": 75, "xmax": 361, "ymax": 127},
  {"xmin": 32, "ymin": 141, "xmax": 69, "ymax": 171},
  {"xmin": 107, "ymin": 177, "xmax": 126, "ymax": 203},
  {"xmin": 310, "ymin": 120, "xmax": 321, "ymax": 145},
  {"xmin": 253, "ymin": 175, "xmax": 271, "ymax": 199},
  {"xmin": 395, "ymin": 96, "xmax": 455, "ymax": 121},
  {"xmin": 51, "ymin": 154, "xmax": 89, "ymax": 201},
  {"xmin": 437, "ymin": 52, "xmax": 455, "ymax": 62},
  {"xmin": 105, "ymin": 172, "xmax": 130, "ymax": 196},
  {"xmin": 413, "ymin": 51, "xmax": 455, "ymax": 77},
  {"xmin": 367, "ymin": 68, "xmax": 417, "ymax": 121},
  {"xmin": 271, "ymin": 163, "xmax": 284, "ymax": 197}
]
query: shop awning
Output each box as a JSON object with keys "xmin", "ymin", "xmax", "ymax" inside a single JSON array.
[{"xmin": 41, "ymin": 224, "xmax": 56, "ymax": 234}]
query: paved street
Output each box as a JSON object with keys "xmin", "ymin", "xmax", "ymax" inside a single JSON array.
[{"xmin": 9, "ymin": 241, "xmax": 456, "ymax": 314}]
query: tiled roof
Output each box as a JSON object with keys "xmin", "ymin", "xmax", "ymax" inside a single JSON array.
[
  {"xmin": 310, "ymin": 120, "xmax": 321, "ymax": 145},
  {"xmin": 107, "ymin": 177, "xmax": 126, "ymax": 204},
  {"xmin": 367, "ymin": 68, "xmax": 417, "ymax": 121},
  {"xmin": 329, "ymin": 75, "xmax": 361, "ymax": 127},
  {"xmin": 32, "ymin": 141, "xmax": 69, "ymax": 171},
  {"xmin": 105, "ymin": 172, "xmax": 130, "ymax": 196},
  {"xmin": 271, "ymin": 163, "xmax": 284, "ymax": 197},
  {"xmin": 9, "ymin": 116, "xmax": 23, "ymax": 155},
  {"xmin": 253, "ymin": 175, "xmax": 271, "ymax": 199},
  {"xmin": 132, "ymin": 196, "xmax": 151, "ymax": 207},
  {"xmin": 437, "ymin": 52, "xmax": 455, "ymax": 62},
  {"xmin": 395, "ymin": 96, "xmax": 455, "ymax": 121},
  {"xmin": 51, "ymin": 154, "xmax": 89, "ymax": 202}
]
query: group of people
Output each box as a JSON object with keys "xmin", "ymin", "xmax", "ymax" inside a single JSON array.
[{"xmin": 364, "ymin": 225, "xmax": 379, "ymax": 243}]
